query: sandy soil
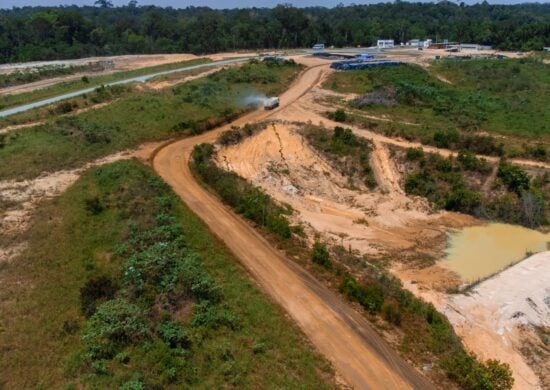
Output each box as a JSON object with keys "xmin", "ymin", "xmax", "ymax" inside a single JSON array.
[
  {"xmin": 152, "ymin": 62, "xmax": 435, "ymax": 388},
  {"xmin": 396, "ymin": 252, "xmax": 550, "ymax": 390},
  {"xmin": 216, "ymin": 122, "xmax": 470, "ymax": 256}
]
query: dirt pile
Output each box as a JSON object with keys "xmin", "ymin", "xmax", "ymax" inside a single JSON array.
[{"xmin": 215, "ymin": 122, "xmax": 468, "ymax": 256}]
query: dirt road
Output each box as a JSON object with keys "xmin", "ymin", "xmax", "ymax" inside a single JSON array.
[{"xmin": 153, "ymin": 64, "xmax": 433, "ymax": 389}]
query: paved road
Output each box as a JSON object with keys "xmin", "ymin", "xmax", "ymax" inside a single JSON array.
[
  {"xmin": 153, "ymin": 64, "xmax": 434, "ymax": 389},
  {"xmin": 0, "ymin": 57, "xmax": 248, "ymax": 118}
]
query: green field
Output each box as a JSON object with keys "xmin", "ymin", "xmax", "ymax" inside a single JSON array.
[
  {"xmin": 0, "ymin": 58, "xmax": 210, "ymax": 111},
  {"xmin": 0, "ymin": 60, "xmax": 302, "ymax": 180},
  {"xmin": 0, "ymin": 160, "xmax": 334, "ymax": 388},
  {"xmin": 323, "ymin": 57, "xmax": 549, "ymax": 160}
]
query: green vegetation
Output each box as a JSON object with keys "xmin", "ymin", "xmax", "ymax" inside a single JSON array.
[
  {"xmin": 192, "ymin": 147, "xmax": 514, "ymax": 389},
  {"xmin": 0, "ymin": 63, "xmax": 105, "ymax": 88},
  {"xmin": 1, "ymin": 2, "xmax": 548, "ymax": 63},
  {"xmin": 0, "ymin": 58, "xmax": 209, "ymax": 111},
  {"xmin": 0, "ymin": 60, "xmax": 301, "ymax": 180},
  {"xmin": 0, "ymin": 160, "xmax": 333, "ymax": 388},
  {"xmin": 301, "ymin": 125, "xmax": 377, "ymax": 189},
  {"xmin": 324, "ymin": 59, "xmax": 549, "ymax": 160},
  {"xmin": 192, "ymin": 143, "xmax": 294, "ymax": 240},
  {"xmin": 311, "ymin": 241, "xmax": 331, "ymax": 268},
  {"xmin": 402, "ymin": 148, "xmax": 548, "ymax": 227}
]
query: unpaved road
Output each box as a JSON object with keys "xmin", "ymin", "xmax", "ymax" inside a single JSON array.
[{"xmin": 153, "ymin": 64, "xmax": 433, "ymax": 389}]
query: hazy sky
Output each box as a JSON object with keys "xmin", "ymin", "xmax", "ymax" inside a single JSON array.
[{"xmin": 2, "ymin": 0, "xmax": 547, "ymax": 9}]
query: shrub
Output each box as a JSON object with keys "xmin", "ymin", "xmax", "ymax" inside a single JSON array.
[
  {"xmin": 382, "ymin": 303, "xmax": 402, "ymax": 326},
  {"xmin": 339, "ymin": 276, "xmax": 384, "ymax": 314},
  {"xmin": 84, "ymin": 196, "xmax": 104, "ymax": 215},
  {"xmin": 331, "ymin": 109, "xmax": 347, "ymax": 122},
  {"xmin": 333, "ymin": 126, "xmax": 356, "ymax": 145},
  {"xmin": 80, "ymin": 275, "xmax": 117, "ymax": 317},
  {"xmin": 156, "ymin": 320, "xmax": 191, "ymax": 349},
  {"xmin": 190, "ymin": 301, "xmax": 238, "ymax": 330},
  {"xmin": 311, "ymin": 241, "xmax": 331, "ymax": 267},
  {"xmin": 433, "ymin": 128, "xmax": 459, "ymax": 148},
  {"xmin": 406, "ymin": 147, "xmax": 424, "ymax": 161},
  {"xmin": 497, "ymin": 162, "xmax": 530, "ymax": 194},
  {"xmin": 191, "ymin": 143, "xmax": 214, "ymax": 165},
  {"xmin": 82, "ymin": 298, "xmax": 148, "ymax": 360}
]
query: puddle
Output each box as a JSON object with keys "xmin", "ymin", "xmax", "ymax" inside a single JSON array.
[{"xmin": 444, "ymin": 223, "xmax": 550, "ymax": 282}]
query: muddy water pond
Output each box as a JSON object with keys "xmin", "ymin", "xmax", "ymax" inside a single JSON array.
[{"xmin": 444, "ymin": 223, "xmax": 550, "ymax": 282}]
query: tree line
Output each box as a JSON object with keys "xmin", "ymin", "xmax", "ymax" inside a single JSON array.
[{"xmin": 0, "ymin": 1, "xmax": 549, "ymax": 63}]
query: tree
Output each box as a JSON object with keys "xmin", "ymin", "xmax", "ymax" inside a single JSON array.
[
  {"xmin": 484, "ymin": 359, "xmax": 514, "ymax": 390},
  {"xmin": 94, "ymin": 0, "xmax": 113, "ymax": 8}
]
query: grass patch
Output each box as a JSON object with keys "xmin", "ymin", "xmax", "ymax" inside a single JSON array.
[
  {"xmin": 0, "ymin": 160, "xmax": 334, "ymax": 388},
  {"xmin": 0, "ymin": 60, "xmax": 302, "ymax": 180},
  {"xmin": 323, "ymin": 58, "xmax": 549, "ymax": 160}
]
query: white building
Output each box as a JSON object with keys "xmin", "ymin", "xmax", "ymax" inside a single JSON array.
[
  {"xmin": 377, "ymin": 39, "xmax": 394, "ymax": 49},
  {"xmin": 312, "ymin": 43, "xmax": 325, "ymax": 50},
  {"xmin": 407, "ymin": 39, "xmax": 420, "ymax": 47},
  {"xmin": 422, "ymin": 39, "xmax": 433, "ymax": 48}
]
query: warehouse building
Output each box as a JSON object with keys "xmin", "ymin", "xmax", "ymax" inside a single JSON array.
[{"xmin": 377, "ymin": 39, "xmax": 394, "ymax": 49}]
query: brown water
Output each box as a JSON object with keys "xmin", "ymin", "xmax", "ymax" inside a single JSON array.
[{"xmin": 444, "ymin": 223, "xmax": 550, "ymax": 282}]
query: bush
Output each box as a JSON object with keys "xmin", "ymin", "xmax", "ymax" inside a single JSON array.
[
  {"xmin": 82, "ymin": 298, "xmax": 148, "ymax": 360},
  {"xmin": 330, "ymin": 109, "xmax": 347, "ymax": 122},
  {"xmin": 80, "ymin": 275, "xmax": 117, "ymax": 317},
  {"xmin": 311, "ymin": 241, "xmax": 331, "ymax": 267},
  {"xmin": 497, "ymin": 162, "xmax": 530, "ymax": 194},
  {"xmin": 433, "ymin": 128, "xmax": 459, "ymax": 148},
  {"xmin": 382, "ymin": 303, "xmax": 402, "ymax": 326},
  {"xmin": 191, "ymin": 143, "xmax": 214, "ymax": 165},
  {"xmin": 333, "ymin": 126, "xmax": 356, "ymax": 145},
  {"xmin": 339, "ymin": 276, "xmax": 384, "ymax": 314},
  {"xmin": 84, "ymin": 196, "xmax": 104, "ymax": 215},
  {"xmin": 156, "ymin": 321, "xmax": 191, "ymax": 349},
  {"xmin": 406, "ymin": 147, "xmax": 424, "ymax": 161}
]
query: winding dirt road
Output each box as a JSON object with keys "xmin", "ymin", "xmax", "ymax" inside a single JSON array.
[{"xmin": 153, "ymin": 64, "xmax": 434, "ymax": 389}]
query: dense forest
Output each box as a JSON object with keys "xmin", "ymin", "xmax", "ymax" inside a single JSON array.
[{"xmin": 0, "ymin": 2, "xmax": 549, "ymax": 63}]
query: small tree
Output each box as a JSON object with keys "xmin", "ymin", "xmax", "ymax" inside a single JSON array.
[
  {"xmin": 484, "ymin": 359, "xmax": 514, "ymax": 390},
  {"xmin": 332, "ymin": 108, "xmax": 347, "ymax": 122},
  {"xmin": 311, "ymin": 241, "xmax": 331, "ymax": 267}
]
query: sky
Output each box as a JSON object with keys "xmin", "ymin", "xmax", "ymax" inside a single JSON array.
[{"xmin": 2, "ymin": 0, "xmax": 548, "ymax": 8}]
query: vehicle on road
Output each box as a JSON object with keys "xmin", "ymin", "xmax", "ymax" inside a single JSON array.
[{"xmin": 264, "ymin": 96, "xmax": 280, "ymax": 110}]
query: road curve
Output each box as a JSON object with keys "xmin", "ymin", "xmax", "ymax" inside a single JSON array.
[{"xmin": 153, "ymin": 65, "xmax": 434, "ymax": 389}]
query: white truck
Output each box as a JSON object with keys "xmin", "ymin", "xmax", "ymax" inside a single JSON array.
[{"xmin": 264, "ymin": 97, "xmax": 280, "ymax": 110}]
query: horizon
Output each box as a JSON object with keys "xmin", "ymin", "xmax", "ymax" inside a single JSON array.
[{"xmin": 2, "ymin": 0, "xmax": 549, "ymax": 10}]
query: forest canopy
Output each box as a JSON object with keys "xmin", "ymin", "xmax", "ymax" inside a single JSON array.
[{"xmin": 0, "ymin": 2, "xmax": 549, "ymax": 63}]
